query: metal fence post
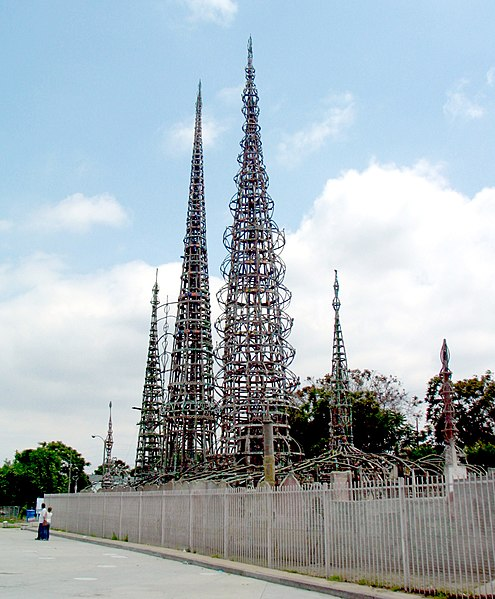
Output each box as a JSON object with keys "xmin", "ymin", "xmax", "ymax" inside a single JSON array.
[
  {"xmin": 119, "ymin": 492, "xmax": 123, "ymax": 540},
  {"xmin": 189, "ymin": 488, "xmax": 193, "ymax": 552},
  {"xmin": 398, "ymin": 478, "xmax": 411, "ymax": 590},
  {"xmin": 223, "ymin": 487, "xmax": 229, "ymax": 559},
  {"xmin": 161, "ymin": 489, "xmax": 166, "ymax": 547},
  {"xmin": 102, "ymin": 493, "xmax": 106, "ymax": 538},
  {"xmin": 138, "ymin": 491, "xmax": 143, "ymax": 544},
  {"xmin": 66, "ymin": 493, "xmax": 70, "ymax": 532},
  {"xmin": 266, "ymin": 489, "xmax": 273, "ymax": 569},
  {"xmin": 322, "ymin": 486, "xmax": 331, "ymax": 578}
]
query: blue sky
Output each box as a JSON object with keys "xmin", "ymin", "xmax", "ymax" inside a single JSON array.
[{"xmin": 1, "ymin": 1, "xmax": 495, "ymax": 470}]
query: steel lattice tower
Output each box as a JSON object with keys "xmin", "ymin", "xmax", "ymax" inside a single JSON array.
[
  {"xmin": 329, "ymin": 270, "xmax": 353, "ymax": 448},
  {"xmin": 163, "ymin": 83, "xmax": 216, "ymax": 476},
  {"xmin": 215, "ymin": 39, "xmax": 301, "ymax": 467},
  {"xmin": 134, "ymin": 273, "xmax": 165, "ymax": 483}
]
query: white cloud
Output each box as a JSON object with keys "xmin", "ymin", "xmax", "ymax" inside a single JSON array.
[
  {"xmin": 182, "ymin": 0, "xmax": 238, "ymax": 26},
  {"xmin": 29, "ymin": 193, "xmax": 130, "ymax": 233},
  {"xmin": 0, "ymin": 219, "xmax": 12, "ymax": 232},
  {"xmin": 217, "ymin": 84, "xmax": 243, "ymax": 105},
  {"xmin": 486, "ymin": 67, "xmax": 495, "ymax": 87},
  {"xmin": 443, "ymin": 79, "xmax": 485, "ymax": 120},
  {"xmin": 2, "ymin": 161, "xmax": 494, "ymax": 468},
  {"xmin": 0, "ymin": 254, "xmax": 223, "ymax": 468},
  {"xmin": 167, "ymin": 115, "xmax": 227, "ymax": 153},
  {"xmin": 277, "ymin": 93, "xmax": 355, "ymax": 166},
  {"xmin": 284, "ymin": 161, "xmax": 495, "ymax": 404}
]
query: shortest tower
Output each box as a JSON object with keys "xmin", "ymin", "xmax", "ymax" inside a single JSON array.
[
  {"xmin": 439, "ymin": 339, "xmax": 466, "ymax": 481},
  {"xmin": 329, "ymin": 270, "xmax": 353, "ymax": 449},
  {"xmin": 102, "ymin": 401, "xmax": 114, "ymax": 489}
]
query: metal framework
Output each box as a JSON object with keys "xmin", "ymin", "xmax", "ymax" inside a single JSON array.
[
  {"xmin": 328, "ymin": 270, "xmax": 353, "ymax": 448},
  {"xmin": 134, "ymin": 273, "xmax": 165, "ymax": 484},
  {"xmin": 215, "ymin": 38, "xmax": 302, "ymax": 467},
  {"xmin": 439, "ymin": 338, "xmax": 464, "ymax": 471},
  {"xmin": 440, "ymin": 338, "xmax": 457, "ymax": 445},
  {"xmin": 102, "ymin": 401, "xmax": 114, "ymax": 489},
  {"xmin": 163, "ymin": 83, "xmax": 217, "ymax": 477}
]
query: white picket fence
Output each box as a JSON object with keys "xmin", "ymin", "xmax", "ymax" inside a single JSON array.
[{"xmin": 46, "ymin": 475, "xmax": 495, "ymax": 596}]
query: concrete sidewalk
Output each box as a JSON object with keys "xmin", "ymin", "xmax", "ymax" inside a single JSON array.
[{"xmin": 17, "ymin": 526, "xmax": 420, "ymax": 599}]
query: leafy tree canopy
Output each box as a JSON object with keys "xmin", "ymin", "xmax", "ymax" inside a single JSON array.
[
  {"xmin": 348, "ymin": 369, "xmax": 414, "ymax": 416},
  {"xmin": 289, "ymin": 371, "xmax": 415, "ymax": 457},
  {"xmin": 425, "ymin": 370, "xmax": 495, "ymax": 468},
  {"xmin": 0, "ymin": 441, "xmax": 90, "ymax": 507},
  {"xmin": 425, "ymin": 370, "xmax": 495, "ymax": 447},
  {"xmin": 93, "ymin": 458, "xmax": 131, "ymax": 477}
]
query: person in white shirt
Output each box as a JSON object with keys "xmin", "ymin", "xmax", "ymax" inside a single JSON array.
[
  {"xmin": 35, "ymin": 503, "xmax": 47, "ymax": 540},
  {"xmin": 44, "ymin": 507, "xmax": 53, "ymax": 541}
]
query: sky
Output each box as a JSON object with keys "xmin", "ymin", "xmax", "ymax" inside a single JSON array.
[{"xmin": 1, "ymin": 0, "xmax": 495, "ymax": 472}]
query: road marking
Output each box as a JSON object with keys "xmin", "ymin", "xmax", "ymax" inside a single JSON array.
[
  {"xmin": 97, "ymin": 564, "xmax": 117, "ymax": 568},
  {"xmin": 39, "ymin": 557, "xmax": 55, "ymax": 560},
  {"xmin": 103, "ymin": 553, "xmax": 128, "ymax": 559},
  {"xmin": 74, "ymin": 577, "xmax": 98, "ymax": 581}
]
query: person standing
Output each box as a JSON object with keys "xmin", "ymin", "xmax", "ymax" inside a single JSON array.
[
  {"xmin": 44, "ymin": 507, "xmax": 53, "ymax": 541},
  {"xmin": 35, "ymin": 503, "xmax": 47, "ymax": 540}
]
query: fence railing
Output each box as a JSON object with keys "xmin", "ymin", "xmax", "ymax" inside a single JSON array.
[
  {"xmin": 0, "ymin": 506, "xmax": 20, "ymax": 519},
  {"xmin": 46, "ymin": 475, "xmax": 495, "ymax": 597}
]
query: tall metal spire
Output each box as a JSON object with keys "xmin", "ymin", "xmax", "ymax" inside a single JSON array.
[
  {"xmin": 163, "ymin": 82, "xmax": 216, "ymax": 477},
  {"xmin": 438, "ymin": 339, "xmax": 468, "ymax": 481},
  {"xmin": 329, "ymin": 270, "xmax": 353, "ymax": 449},
  {"xmin": 134, "ymin": 271, "xmax": 165, "ymax": 484},
  {"xmin": 439, "ymin": 339, "xmax": 458, "ymax": 451},
  {"xmin": 215, "ymin": 39, "xmax": 301, "ymax": 467},
  {"xmin": 102, "ymin": 401, "xmax": 114, "ymax": 488}
]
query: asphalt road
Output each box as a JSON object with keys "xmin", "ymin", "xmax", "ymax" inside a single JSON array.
[{"xmin": 0, "ymin": 527, "xmax": 339, "ymax": 599}]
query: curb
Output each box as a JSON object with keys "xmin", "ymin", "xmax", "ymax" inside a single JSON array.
[{"xmin": 46, "ymin": 529, "xmax": 422, "ymax": 599}]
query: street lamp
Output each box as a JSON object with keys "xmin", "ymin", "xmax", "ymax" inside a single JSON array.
[{"xmin": 91, "ymin": 434, "xmax": 106, "ymax": 482}]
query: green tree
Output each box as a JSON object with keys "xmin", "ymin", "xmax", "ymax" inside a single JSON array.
[
  {"xmin": 94, "ymin": 459, "xmax": 131, "ymax": 478},
  {"xmin": 351, "ymin": 392, "xmax": 412, "ymax": 453},
  {"xmin": 289, "ymin": 382, "xmax": 331, "ymax": 457},
  {"xmin": 425, "ymin": 370, "xmax": 495, "ymax": 468},
  {"xmin": 425, "ymin": 371, "xmax": 495, "ymax": 447},
  {"xmin": 349, "ymin": 369, "xmax": 413, "ymax": 415},
  {"xmin": 39, "ymin": 441, "xmax": 90, "ymax": 492},
  {"xmin": 0, "ymin": 442, "xmax": 90, "ymax": 507},
  {"xmin": 289, "ymin": 373, "xmax": 414, "ymax": 457}
]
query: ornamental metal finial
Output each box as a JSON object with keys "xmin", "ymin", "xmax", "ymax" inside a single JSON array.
[
  {"xmin": 439, "ymin": 338, "xmax": 457, "ymax": 445},
  {"xmin": 332, "ymin": 269, "xmax": 341, "ymax": 312}
]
